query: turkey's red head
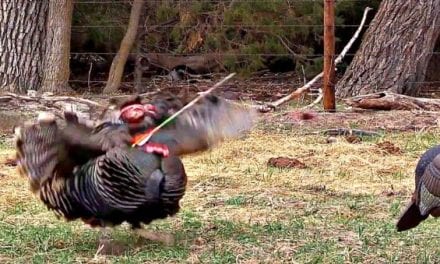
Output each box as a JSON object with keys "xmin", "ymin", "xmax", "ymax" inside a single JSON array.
[{"xmin": 119, "ymin": 103, "xmax": 157, "ymax": 123}]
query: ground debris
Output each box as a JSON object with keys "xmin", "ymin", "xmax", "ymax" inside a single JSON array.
[
  {"xmin": 381, "ymin": 185, "xmax": 407, "ymax": 197},
  {"xmin": 322, "ymin": 128, "xmax": 381, "ymax": 137},
  {"xmin": 345, "ymin": 135, "xmax": 362, "ymax": 144},
  {"xmin": 267, "ymin": 157, "xmax": 306, "ymax": 169},
  {"xmin": 288, "ymin": 110, "xmax": 318, "ymax": 121},
  {"xmin": 2, "ymin": 158, "xmax": 16, "ymax": 167},
  {"xmin": 376, "ymin": 141, "xmax": 403, "ymax": 155},
  {"xmin": 305, "ymin": 184, "xmax": 327, "ymax": 192}
]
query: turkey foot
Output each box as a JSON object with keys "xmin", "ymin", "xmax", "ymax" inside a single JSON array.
[
  {"xmin": 142, "ymin": 142, "xmax": 170, "ymax": 157},
  {"xmin": 95, "ymin": 229, "xmax": 126, "ymax": 256},
  {"xmin": 133, "ymin": 229, "xmax": 174, "ymax": 246}
]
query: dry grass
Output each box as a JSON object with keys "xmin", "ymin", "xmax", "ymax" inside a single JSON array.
[{"xmin": 1, "ymin": 117, "xmax": 440, "ymax": 263}]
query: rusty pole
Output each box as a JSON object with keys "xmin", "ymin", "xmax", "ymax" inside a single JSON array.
[{"xmin": 323, "ymin": 0, "xmax": 336, "ymax": 112}]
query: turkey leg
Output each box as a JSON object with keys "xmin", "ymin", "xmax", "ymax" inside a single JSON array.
[{"xmin": 133, "ymin": 228, "xmax": 175, "ymax": 246}]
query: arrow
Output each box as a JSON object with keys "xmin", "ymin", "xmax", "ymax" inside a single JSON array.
[{"xmin": 132, "ymin": 72, "xmax": 237, "ymax": 147}]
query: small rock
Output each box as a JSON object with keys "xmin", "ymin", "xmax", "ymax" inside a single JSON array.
[
  {"xmin": 326, "ymin": 136, "xmax": 337, "ymax": 144},
  {"xmin": 27, "ymin": 90, "xmax": 37, "ymax": 97}
]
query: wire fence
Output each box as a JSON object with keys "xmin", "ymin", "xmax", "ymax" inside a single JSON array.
[{"xmin": 2, "ymin": 0, "xmax": 440, "ymax": 97}]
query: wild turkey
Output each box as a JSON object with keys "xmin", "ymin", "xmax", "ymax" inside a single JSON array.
[
  {"xmin": 14, "ymin": 95, "xmax": 257, "ymax": 253},
  {"xmin": 396, "ymin": 145, "xmax": 440, "ymax": 231},
  {"xmin": 105, "ymin": 93, "xmax": 256, "ymax": 155}
]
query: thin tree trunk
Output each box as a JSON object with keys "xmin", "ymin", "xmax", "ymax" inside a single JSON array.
[
  {"xmin": 134, "ymin": 45, "xmax": 144, "ymax": 93},
  {"xmin": 41, "ymin": 0, "xmax": 74, "ymax": 94},
  {"xmin": 134, "ymin": 3, "xmax": 148, "ymax": 93},
  {"xmin": 336, "ymin": 0, "xmax": 440, "ymax": 98},
  {"xmin": 103, "ymin": 0, "xmax": 145, "ymax": 94},
  {"xmin": 0, "ymin": 1, "xmax": 48, "ymax": 93}
]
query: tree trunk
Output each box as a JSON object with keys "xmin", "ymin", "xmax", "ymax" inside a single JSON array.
[
  {"xmin": 134, "ymin": 45, "xmax": 145, "ymax": 93},
  {"xmin": 336, "ymin": 0, "xmax": 440, "ymax": 98},
  {"xmin": 41, "ymin": 0, "xmax": 74, "ymax": 94},
  {"xmin": 0, "ymin": 1, "xmax": 48, "ymax": 93},
  {"xmin": 134, "ymin": 2, "xmax": 148, "ymax": 93},
  {"xmin": 103, "ymin": 0, "xmax": 145, "ymax": 94}
]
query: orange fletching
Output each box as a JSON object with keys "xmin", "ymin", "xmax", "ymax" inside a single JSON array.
[{"xmin": 131, "ymin": 128, "xmax": 154, "ymax": 145}]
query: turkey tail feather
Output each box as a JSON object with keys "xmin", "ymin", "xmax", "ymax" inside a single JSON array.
[
  {"xmin": 15, "ymin": 112, "xmax": 61, "ymax": 193},
  {"xmin": 396, "ymin": 201, "xmax": 428, "ymax": 231}
]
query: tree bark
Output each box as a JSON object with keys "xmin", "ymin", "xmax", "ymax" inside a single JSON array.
[
  {"xmin": 336, "ymin": 0, "xmax": 440, "ymax": 98},
  {"xmin": 134, "ymin": 2, "xmax": 148, "ymax": 93},
  {"xmin": 103, "ymin": 0, "xmax": 145, "ymax": 94},
  {"xmin": 0, "ymin": 1, "xmax": 48, "ymax": 93},
  {"xmin": 41, "ymin": 0, "xmax": 74, "ymax": 93},
  {"xmin": 323, "ymin": 0, "xmax": 336, "ymax": 111}
]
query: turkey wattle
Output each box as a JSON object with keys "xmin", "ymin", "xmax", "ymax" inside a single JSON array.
[{"xmin": 14, "ymin": 95, "xmax": 258, "ymax": 252}]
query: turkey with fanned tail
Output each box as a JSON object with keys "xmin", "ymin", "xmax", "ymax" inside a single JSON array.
[{"xmin": 14, "ymin": 94, "xmax": 258, "ymax": 254}]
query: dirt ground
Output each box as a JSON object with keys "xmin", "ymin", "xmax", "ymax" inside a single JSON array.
[{"xmin": 1, "ymin": 71, "xmax": 439, "ymax": 135}]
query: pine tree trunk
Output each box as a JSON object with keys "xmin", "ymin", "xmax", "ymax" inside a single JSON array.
[
  {"xmin": 0, "ymin": 1, "xmax": 48, "ymax": 93},
  {"xmin": 336, "ymin": 0, "xmax": 440, "ymax": 98},
  {"xmin": 41, "ymin": 0, "xmax": 74, "ymax": 93},
  {"xmin": 103, "ymin": 0, "xmax": 145, "ymax": 94}
]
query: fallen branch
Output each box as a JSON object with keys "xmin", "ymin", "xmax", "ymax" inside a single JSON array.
[
  {"xmin": 267, "ymin": 7, "xmax": 373, "ymax": 110},
  {"xmin": 305, "ymin": 128, "xmax": 382, "ymax": 137},
  {"xmin": 321, "ymin": 128, "xmax": 381, "ymax": 137},
  {"xmin": 345, "ymin": 91, "xmax": 440, "ymax": 111},
  {"xmin": 3, "ymin": 92, "xmax": 104, "ymax": 108},
  {"xmin": 0, "ymin": 92, "xmax": 107, "ymax": 126},
  {"xmin": 44, "ymin": 96, "xmax": 103, "ymax": 108},
  {"xmin": 270, "ymin": 73, "xmax": 323, "ymax": 108},
  {"xmin": 302, "ymin": 90, "xmax": 323, "ymax": 109}
]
